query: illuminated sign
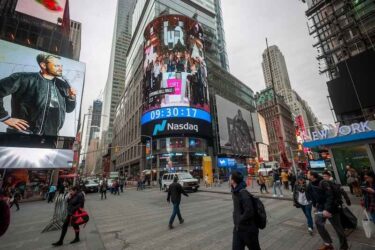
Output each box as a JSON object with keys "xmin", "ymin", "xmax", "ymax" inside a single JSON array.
[{"xmin": 310, "ymin": 121, "xmax": 373, "ymax": 140}]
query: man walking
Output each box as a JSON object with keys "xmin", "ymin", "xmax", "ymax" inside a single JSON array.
[
  {"xmin": 231, "ymin": 171, "xmax": 260, "ymax": 250},
  {"xmin": 167, "ymin": 176, "xmax": 188, "ymax": 229},
  {"xmin": 272, "ymin": 169, "xmax": 283, "ymax": 197},
  {"xmin": 307, "ymin": 172, "xmax": 348, "ymax": 250}
]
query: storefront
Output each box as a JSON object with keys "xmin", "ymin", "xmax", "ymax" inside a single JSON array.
[{"xmin": 303, "ymin": 121, "xmax": 375, "ymax": 185}]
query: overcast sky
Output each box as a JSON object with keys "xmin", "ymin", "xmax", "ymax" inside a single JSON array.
[{"xmin": 70, "ymin": 0, "xmax": 334, "ymax": 125}]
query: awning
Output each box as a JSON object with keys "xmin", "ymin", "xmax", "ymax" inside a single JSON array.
[{"xmin": 303, "ymin": 130, "xmax": 375, "ymax": 148}]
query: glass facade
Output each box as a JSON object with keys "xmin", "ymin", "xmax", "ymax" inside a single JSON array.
[{"xmin": 331, "ymin": 145, "xmax": 372, "ymax": 184}]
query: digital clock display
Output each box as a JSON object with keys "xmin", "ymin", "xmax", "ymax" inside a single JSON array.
[{"xmin": 141, "ymin": 107, "xmax": 211, "ymax": 125}]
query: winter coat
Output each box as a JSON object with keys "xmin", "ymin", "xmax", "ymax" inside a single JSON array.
[
  {"xmin": 231, "ymin": 182, "xmax": 258, "ymax": 232},
  {"xmin": 67, "ymin": 192, "xmax": 85, "ymax": 216},
  {"xmin": 167, "ymin": 182, "xmax": 188, "ymax": 204},
  {"xmin": 0, "ymin": 197, "xmax": 10, "ymax": 237},
  {"xmin": 306, "ymin": 177, "xmax": 339, "ymax": 214},
  {"xmin": 0, "ymin": 72, "xmax": 76, "ymax": 135},
  {"xmin": 293, "ymin": 182, "xmax": 312, "ymax": 207}
]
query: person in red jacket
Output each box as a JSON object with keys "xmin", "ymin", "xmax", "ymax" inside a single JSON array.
[{"xmin": 0, "ymin": 188, "xmax": 10, "ymax": 238}]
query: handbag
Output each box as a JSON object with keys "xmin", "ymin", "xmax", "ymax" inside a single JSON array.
[
  {"xmin": 71, "ymin": 208, "xmax": 89, "ymax": 227},
  {"xmin": 340, "ymin": 206, "xmax": 357, "ymax": 229},
  {"xmin": 362, "ymin": 209, "xmax": 373, "ymax": 239}
]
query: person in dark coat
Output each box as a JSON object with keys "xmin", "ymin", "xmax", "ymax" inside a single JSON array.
[
  {"xmin": 306, "ymin": 172, "xmax": 348, "ymax": 250},
  {"xmin": 231, "ymin": 171, "xmax": 260, "ymax": 250},
  {"xmin": 0, "ymin": 188, "xmax": 10, "ymax": 238},
  {"xmin": 167, "ymin": 176, "xmax": 188, "ymax": 229},
  {"xmin": 52, "ymin": 186, "xmax": 85, "ymax": 246},
  {"xmin": 293, "ymin": 176, "xmax": 313, "ymax": 234}
]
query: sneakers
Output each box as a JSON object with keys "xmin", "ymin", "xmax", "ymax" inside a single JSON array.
[
  {"xmin": 308, "ymin": 227, "xmax": 313, "ymax": 235},
  {"xmin": 52, "ymin": 241, "xmax": 63, "ymax": 246},
  {"xmin": 179, "ymin": 219, "xmax": 184, "ymax": 224},
  {"xmin": 317, "ymin": 244, "xmax": 334, "ymax": 250}
]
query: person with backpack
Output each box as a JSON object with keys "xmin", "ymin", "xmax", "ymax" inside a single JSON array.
[
  {"xmin": 167, "ymin": 176, "xmax": 189, "ymax": 229},
  {"xmin": 293, "ymin": 176, "xmax": 314, "ymax": 235},
  {"xmin": 306, "ymin": 172, "xmax": 348, "ymax": 250},
  {"xmin": 52, "ymin": 186, "xmax": 85, "ymax": 246},
  {"xmin": 231, "ymin": 171, "xmax": 262, "ymax": 250},
  {"xmin": 272, "ymin": 169, "xmax": 283, "ymax": 197}
]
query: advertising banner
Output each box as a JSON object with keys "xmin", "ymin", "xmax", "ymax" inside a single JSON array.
[
  {"xmin": 0, "ymin": 147, "xmax": 73, "ymax": 169},
  {"xmin": 15, "ymin": 0, "xmax": 67, "ymax": 24},
  {"xmin": 215, "ymin": 95, "xmax": 256, "ymax": 156},
  {"xmin": 141, "ymin": 15, "xmax": 211, "ymax": 138},
  {"xmin": 0, "ymin": 40, "xmax": 85, "ymax": 138}
]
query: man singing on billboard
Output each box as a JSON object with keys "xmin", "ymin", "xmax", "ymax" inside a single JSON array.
[{"xmin": 0, "ymin": 54, "xmax": 76, "ymax": 136}]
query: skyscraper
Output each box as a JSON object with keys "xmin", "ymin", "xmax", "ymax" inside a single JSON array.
[
  {"xmin": 89, "ymin": 100, "xmax": 103, "ymax": 142},
  {"xmin": 261, "ymin": 44, "xmax": 318, "ymax": 129},
  {"xmin": 100, "ymin": 0, "xmax": 136, "ymax": 152},
  {"xmin": 302, "ymin": 0, "xmax": 375, "ymax": 124}
]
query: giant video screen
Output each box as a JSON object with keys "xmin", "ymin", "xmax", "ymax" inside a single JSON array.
[
  {"xmin": 141, "ymin": 15, "xmax": 212, "ymax": 138},
  {"xmin": 0, "ymin": 40, "xmax": 85, "ymax": 138},
  {"xmin": 16, "ymin": 0, "xmax": 67, "ymax": 25},
  {"xmin": 216, "ymin": 95, "xmax": 256, "ymax": 156}
]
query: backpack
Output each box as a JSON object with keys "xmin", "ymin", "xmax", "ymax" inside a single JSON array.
[{"xmin": 240, "ymin": 190, "xmax": 267, "ymax": 229}]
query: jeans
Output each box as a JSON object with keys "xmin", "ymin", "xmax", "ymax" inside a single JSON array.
[
  {"xmin": 169, "ymin": 202, "xmax": 183, "ymax": 225},
  {"xmin": 101, "ymin": 190, "xmax": 107, "ymax": 199},
  {"xmin": 273, "ymin": 181, "xmax": 283, "ymax": 196},
  {"xmin": 232, "ymin": 230, "xmax": 260, "ymax": 250},
  {"xmin": 315, "ymin": 212, "xmax": 348, "ymax": 249},
  {"xmin": 300, "ymin": 204, "xmax": 313, "ymax": 229}
]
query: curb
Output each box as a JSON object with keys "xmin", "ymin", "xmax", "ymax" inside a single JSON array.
[{"xmin": 199, "ymin": 189, "xmax": 293, "ymax": 201}]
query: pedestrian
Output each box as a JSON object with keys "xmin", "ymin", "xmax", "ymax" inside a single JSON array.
[
  {"xmin": 100, "ymin": 180, "xmax": 108, "ymax": 200},
  {"xmin": 257, "ymin": 173, "xmax": 268, "ymax": 194},
  {"xmin": 347, "ymin": 167, "xmax": 361, "ymax": 196},
  {"xmin": 47, "ymin": 184, "xmax": 57, "ymax": 203},
  {"xmin": 159, "ymin": 176, "xmax": 163, "ymax": 191},
  {"xmin": 322, "ymin": 171, "xmax": 351, "ymax": 207},
  {"xmin": 281, "ymin": 170, "xmax": 289, "ymax": 190},
  {"xmin": 0, "ymin": 188, "xmax": 10, "ymax": 238},
  {"xmin": 10, "ymin": 188, "xmax": 21, "ymax": 211},
  {"xmin": 361, "ymin": 171, "xmax": 375, "ymax": 224},
  {"xmin": 231, "ymin": 171, "xmax": 260, "ymax": 250},
  {"xmin": 119, "ymin": 176, "xmax": 125, "ymax": 193},
  {"xmin": 289, "ymin": 171, "xmax": 296, "ymax": 192},
  {"xmin": 52, "ymin": 186, "xmax": 85, "ymax": 246},
  {"xmin": 306, "ymin": 171, "xmax": 348, "ymax": 250},
  {"xmin": 293, "ymin": 176, "xmax": 314, "ymax": 235},
  {"xmin": 272, "ymin": 169, "xmax": 283, "ymax": 197},
  {"xmin": 167, "ymin": 176, "xmax": 188, "ymax": 229},
  {"xmin": 114, "ymin": 179, "xmax": 120, "ymax": 195}
]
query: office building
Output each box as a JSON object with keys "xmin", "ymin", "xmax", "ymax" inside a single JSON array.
[
  {"xmin": 113, "ymin": 1, "xmax": 257, "ymax": 179},
  {"xmin": 303, "ymin": 0, "xmax": 375, "ymax": 124}
]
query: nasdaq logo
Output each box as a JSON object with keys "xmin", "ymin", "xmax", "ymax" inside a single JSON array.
[{"xmin": 153, "ymin": 120, "xmax": 167, "ymax": 136}]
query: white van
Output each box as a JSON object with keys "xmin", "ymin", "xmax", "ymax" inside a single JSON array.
[
  {"xmin": 162, "ymin": 172, "xmax": 199, "ymax": 192},
  {"xmin": 258, "ymin": 161, "xmax": 279, "ymax": 176}
]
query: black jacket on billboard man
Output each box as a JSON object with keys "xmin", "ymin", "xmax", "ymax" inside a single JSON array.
[{"xmin": 0, "ymin": 54, "xmax": 76, "ymax": 136}]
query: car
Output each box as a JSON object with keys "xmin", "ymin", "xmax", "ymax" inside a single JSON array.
[
  {"xmin": 162, "ymin": 172, "xmax": 199, "ymax": 192},
  {"xmin": 258, "ymin": 161, "xmax": 279, "ymax": 176},
  {"xmin": 84, "ymin": 180, "xmax": 99, "ymax": 193}
]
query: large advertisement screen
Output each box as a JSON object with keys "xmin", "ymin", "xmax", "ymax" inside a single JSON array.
[
  {"xmin": 216, "ymin": 95, "xmax": 256, "ymax": 156},
  {"xmin": 141, "ymin": 15, "xmax": 212, "ymax": 138},
  {"xmin": 15, "ymin": 0, "xmax": 67, "ymax": 25},
  {"xmin": 0, "ymin": 40, "xmax": 85, "ymax": 138}
]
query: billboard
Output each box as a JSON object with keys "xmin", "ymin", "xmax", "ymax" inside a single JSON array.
[
  {"xmin": 0, "ymin": 147, "xmax": 73, "ymax": 169},
  {"xmin": 216, "ymin": 95, "xmax": 256, "ymax": 156},
  {"xmin": 15, "ymin": 0, "xmax": 67, "ymax": 25},
  {"xmin": 0, "ymin": 40, "xmax": 85, "ymax": 138},
  {"xmin": 141, "ymin": 15, "xmax": 211, "ymax": 138}
]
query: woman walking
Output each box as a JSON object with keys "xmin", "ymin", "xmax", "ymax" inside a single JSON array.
[
  {"xmin": 293, "ymin": 177, "xmax": 314, "ymax": 235},
  {"xmin": 258, "ymin": 173, "xmax": 268, "ymax": 194},
  {"xmin": 52, "ymin": 186, "xmax": 85, "ymax": 246}
]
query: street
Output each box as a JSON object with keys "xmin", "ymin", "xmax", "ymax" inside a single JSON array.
[{"xmin": 0, "ymin": 188, "xmax": 374, "ymax": 250}]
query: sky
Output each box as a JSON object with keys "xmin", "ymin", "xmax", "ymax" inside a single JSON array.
[{"xmin": 69, "ymin": 0, "xmax": 334, "ymax": 125}]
